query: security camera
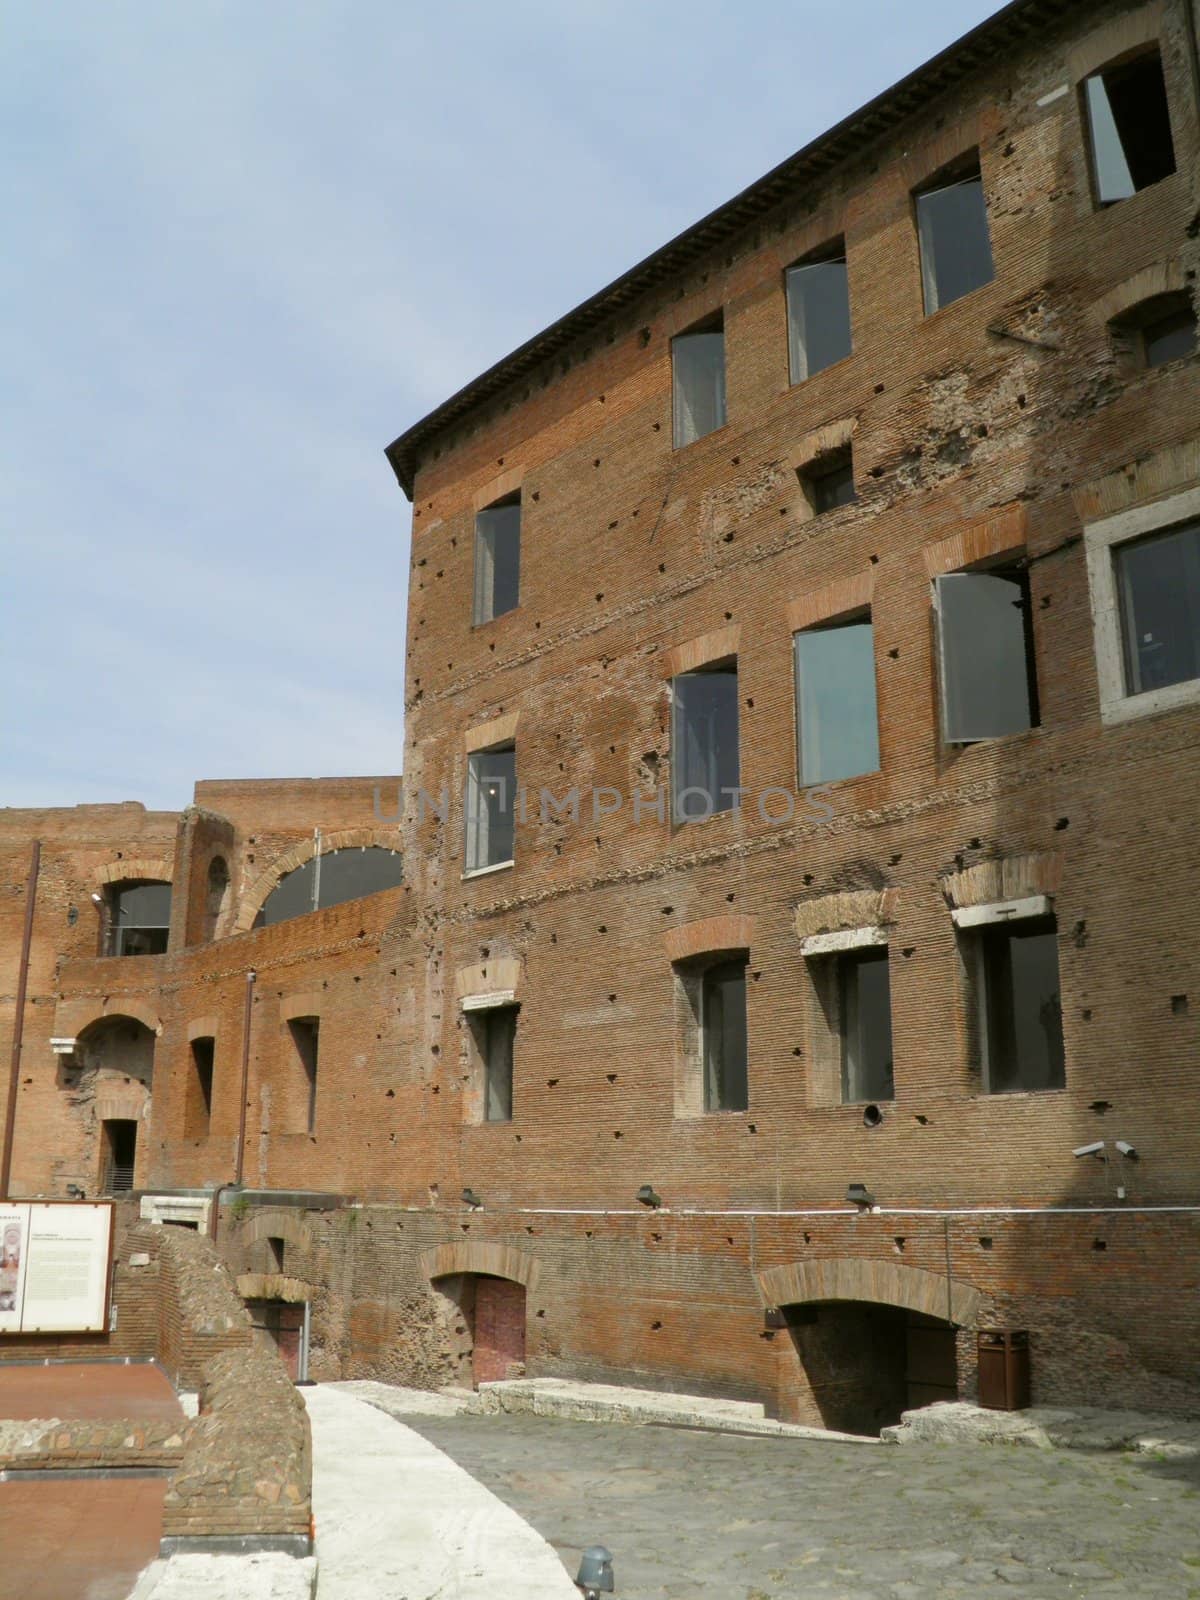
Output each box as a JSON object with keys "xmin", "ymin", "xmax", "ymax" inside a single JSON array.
[
  {"xmin": 1114, "ymin": 1140, "xmax": 1138, "ymax": 1160},
  {"xmin": 1073, "ymin": 1141, "xmax": 1106, "ymax": 1158}
]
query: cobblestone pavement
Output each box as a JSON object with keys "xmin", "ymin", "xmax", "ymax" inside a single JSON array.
[{"xmin": 402, "ymin": 1413, "xmax": 1200, "ymax": 1599}]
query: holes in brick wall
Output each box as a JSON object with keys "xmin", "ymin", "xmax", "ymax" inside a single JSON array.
[
  {"xmin": 598, "ymin": 925, "xmax": 608, "ymax": 934},
  {"xmin": 650, "ymin": 1320, "xmax": 663, "ymax": 1330},
  {"xmin": 1054, "ymin": 817, "xmax": 1069, "ymax": 831},
  {"xmin": 1072, "ymin": 921, "xmax": 1088, "ymax": 948},
  {"xmin": 914, "ymin": 1114, "xmax": 930, "ymax": 1126},
  {"xmin": 1092, "ymin": 1239, "xmax": 1108, "ymax": 1252},
  {"xmin": 1171, "ymin": 994, "xmax": 1189, "ymax": 1015},
  {"xmin": 893, "ymin": 1236, "xmax": 906, "ymax": 1253},
  {"xmin": 792, "ymin": 1046, "xmax": 802, "ymax": 1056},
  {"xmin": 547, "ymin": 1078, "xmax": 559, "ymax": 1088},
  {"xmin": 803, "ymin": 1232, "xmax": 812, "ymax": 1244},
  {"xmin": 902, "ymin": 947, "xmax": 915, "ymax": 959},
  {"xmin": 979, "ymin": 1236, "xmax": 993, "ymax": 1250},
  {"xmin": 1082, "ymin": 1009, "xmax": 1093, "ymax": 1022},
  {"xmin": 386, "ymin": 1089, "xmax": 395, "ymax": 1098},
  {"xmin": 606, "ymin": 1073, "xmax": 617, "ymax": 1083}
]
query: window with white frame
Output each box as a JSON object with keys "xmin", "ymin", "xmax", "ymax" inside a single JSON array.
[
  {"xmin": 465, "ymin": 745, "xmax": 516, "ymax": 872},
  {"xmin": 953, "ymin": 901, "xmax": 1064, "ymax": 1094},
  {"xmin": 934, "ymin": 566, "xmax": 1038, "ymax": 742},
  {"xmin": 473, "ymin": 494, "xmax": 521, "ymax": 625},
  {"xmin": 1085, "ymin": 487, "xmax": 1200, "ymax": 724},
  {"xmin": 672, "ymin": 316, "xmax": 726, "ymax": 447}
]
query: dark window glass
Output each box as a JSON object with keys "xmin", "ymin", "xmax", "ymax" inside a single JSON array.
[
  {"xmin": 111, "ymin": 882, "xmax": 171, "ymax": 956},
  {"xmin": 466, "ymin": 746, "xmax": 516, "ymax": 870},
  {"xmin": 672, "ymin": 667, "xmax": 740, "ymax": 822},
  {"xmin": 1116, "ymin": 520, "xmax": 1200, "ymax": 695},
  {"xmin": 795, "ymin": 619, "xmax": 880, "ymax": 786},
  {"xmin": 839, "ymin": 949, "xmax": 894, "ymax": 1103},
  {"xmin": 980, "ymin": 919, "xmax": 1064, "ymax": 1093},
  {"xmin": 703, "ymin": 960, "xmax": 748, "ymax": 1112},
  {"xmin": 786, "ymin": 252, "xmax": 852, "ymax": 381},
  {"xmin": 483, "ymin": 1008, "xmax": 516, "ymax": 1122},
  {"xmin": 916, "ymin": 165, "xmax": 994, "ymax": 312},
  {"xmin": 259, "ymin": 847, "xmax": 403, "ymax": 926},
  {"xmin": 804, "ymin": 455, "xmax": 857, "ymax": 513},
  {"xmin": 474, "ymin": 496, "xmax": 521, "ymax": 624},
  {"xmin": 1143, "ymin": 305, "xmax": 1197, "ymax": 367},
  {"xmin": 936, "ymin": 570, "xmax": 1037, "ymax": 742},
  {"xmin": 672, "ymin": 323, "xmax": 726, "ymax": 446},
  {"xmin": 1084, "ymin": 50, "xmax": 1176, "ymax": 204}
]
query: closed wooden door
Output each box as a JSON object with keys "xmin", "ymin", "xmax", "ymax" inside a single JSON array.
[{"xmin": 472, "ymin": 1276, "xmax": 526, "ymax": 1386}]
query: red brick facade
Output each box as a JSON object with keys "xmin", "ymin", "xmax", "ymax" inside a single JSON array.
[{"xmin": 3, "ymin": 0, "xmax": 1199, "ymax": 1426}]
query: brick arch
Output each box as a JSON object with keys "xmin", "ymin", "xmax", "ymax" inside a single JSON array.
[
  {"xmin": 755, "ymin": 1258, "xmax": 983, "ymax": 1327},
  {"xmin": 238, "ymin": 1209, "xmax": 315, "ymax": 1255},
  {"xmin": 420, "ymin": 1241, "xmax": 540, "ymax": 1293},
  {"xmin": 70, "ymin": 1002, "xmax": 162, "ymax": 1039},
  {"xmin": 1094, "ymin": 261, "xmax": 1187, "ymax": 329},
  {"xmin": 234, "ymin": 827, "xmax": 402, "ymax": 932},
  {"xmin": 94, "ymin": 858, "xmax": 173, "ymax": 888}
]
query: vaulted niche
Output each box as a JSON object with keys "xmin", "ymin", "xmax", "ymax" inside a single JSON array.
[{"xmin": 256, "ymin": 847, "xmax": 403, "ymax": 927}]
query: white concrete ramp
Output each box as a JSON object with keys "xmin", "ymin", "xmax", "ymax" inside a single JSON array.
[{"xmin": 303, "ymin": 1383, "xmax": 577, "ymax": 1600}]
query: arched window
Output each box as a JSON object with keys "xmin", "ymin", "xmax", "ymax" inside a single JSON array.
[
  {"xmin": 107, "ymin": 881, "xmax": 172, "ymax": 956},
  {"xmin": 256, "ymin": 847, "xmax": 403, "ymax": 927}
]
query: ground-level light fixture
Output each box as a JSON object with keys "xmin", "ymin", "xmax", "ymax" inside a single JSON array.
[
  {"xmin": 575, "ymin": 1544, "xmax": 614, "ymax": 1597},
  {"xmin": 846, "ymin": 1182, "xmax": 874, "ymax": 1207},
  {"xmin": 461, "ymin": 1187, "xmax": 483, "ymax": 1209},
  {"xmin": 635, "ymin": 1185, "xmax": 662, "ymax": 1208}
]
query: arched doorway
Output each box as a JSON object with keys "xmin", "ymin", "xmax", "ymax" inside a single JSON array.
[
  {"xmin": 422, "ymin": 1242, "xmax": 536, "ymax": 1389},
  {"xmin": 72, "ymin": 1015, "xmax": 156, "ymax": 1194},
  {"xmin": 758, "ymin": 1258, "xmax": 982, "ymax": 1436}
]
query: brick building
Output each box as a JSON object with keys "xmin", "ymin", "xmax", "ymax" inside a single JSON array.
[{"xmin": 3, "ymin": 0, "xmax": 1199, "ymax": 1431}]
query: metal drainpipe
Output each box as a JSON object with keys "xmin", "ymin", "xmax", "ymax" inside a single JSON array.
[
  {"xmin": 0, "ymin": 841, "xmax": 41, "ymax": 1201},
  {"xmin": 211, "ymin": 967, "xmax": 255, "ymax": 1242}
]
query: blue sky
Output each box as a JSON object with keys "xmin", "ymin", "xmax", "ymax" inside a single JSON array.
[{"xmin": 3, "ymin": 0, "xmax": 1006, "ymax": 811}]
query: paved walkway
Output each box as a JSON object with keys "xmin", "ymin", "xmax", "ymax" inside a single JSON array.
[
  {"xmin": 0, "ymin": 1476, "xmax": 167, "ymax": 1600},
  {"xmin": 304, "ymin": 1384, "xmax": 577, "ymax": 1599}
]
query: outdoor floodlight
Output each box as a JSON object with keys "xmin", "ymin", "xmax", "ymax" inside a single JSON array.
[
  {"xmin": 1114, "ymin": 1140, "xmax": 1138, "ymax": 1160},
  {"xmin": 635, "ymin": 1184, "xmax": 662, "ymax": 1208},
  {"xmin": 846, "ymin": 1182, "xmax": 874, "ymax": 1207},
  {"xmin": 461, "ymin": 1187, "xmax": 483, "ymax": 1209},
  {"xmin": 1073, "ymin": 1141, "xmax": 1106, "ymax": 1159},
  {"xmin": 575, "ymin": 1544, "xmax": 614, "ymax": 1597}
]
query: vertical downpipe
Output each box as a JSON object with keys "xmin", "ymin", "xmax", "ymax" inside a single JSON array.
[{"xmin": 1, "ymin": 841, "xmax": 41, "ymax": 1200}]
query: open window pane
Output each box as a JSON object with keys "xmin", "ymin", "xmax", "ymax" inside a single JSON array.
[
  {"xmin": 1116, "ymin": 520, "xmax": 1200, "ymax": 696},
  {"xmin": 840, "ymin": 949, "xmax": 894, "ymax": 1103},
  {"xmin": 466, "ymin": 747, "xmax": 516, "ymax": 871},
  {"xmin": 795, "ymin": 620, "xmax": 880, "ymax": 785},
  {"xmin": 483, "ymin": 1008, "xmax": 516, "ymax": 1122},
  {"xmin": 1084, "ymin": 51, "xmax": 1176, "ymax": 204},
  {"xmin": 980, "ymin": 919, "xmax": 1064, "ymax": 1093},
  {"xmin": 786, "ymin": 253, "xmax": 851, "ymax": 381},
  {"xmin": 474, "ymin": 497, "xmax": 521, "ymax": 624},
  {"xmin": 672, "ymin": 668, "xmax": 740, "ymax": 821},
  {"xmin": 935, "ymin": 571, "xmax": 1035, "ymax": 742},
  {"xmin": 703, "ymin": 960, "xmax": 748, "ymax": 1112},
  {"xmin": 672, "ymin": 324, "xmax": 726, "ymax": 447},
  {"xmin": 916, "ymin": 167, "xmax": 994, "ymax": 312}
]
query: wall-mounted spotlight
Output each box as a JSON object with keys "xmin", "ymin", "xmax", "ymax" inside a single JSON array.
[
  {"xmin": 635, "ymin": 1184, "xmax": 662, "ymax": 1208},
  {"xmin": 1114, "ymin": 1140, "xmax": 1138, "ymax": 1160},
  {"xmin": 763, "ymin": 1306, "xmax": 787, "ymax": 1330},
  {"xmin": 1073, "ymin": 1141, "xmax": 1106, "ymax": 1159},
  {"xmin": 90, "ymin": 892, "xmax": 103, "ymax": 905},
  {"xmin": 66, "ymin": 1183, "xmax": 85, "ymax": 1200},
  {"xmin": 846, "ymin": 1182, "xmax": 875, "ymax": 1208},
  {"xmin": 461, "ymin": 1187, "xmax": 483, "ymax": 1209}
]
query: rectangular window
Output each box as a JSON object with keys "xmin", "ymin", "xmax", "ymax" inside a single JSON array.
[
  {"xmin": 794, "ymin": 617, "xmax": 880, "ymax": 785},
  {"xmin": 799, "ymin": 449, "xmax": 856, "ymax": 514},
  {"xmin": 109, "ymin": 882, "xmax": 172, "ymax": 956},
  {"xmin": 465, "ymin": 745, "xmax": 516, "ymax": 871},
  {"xmin": 671, "ymin": 665, "xmax": 740, "ymax": 822},
  {"xmin": 786, "ymin": 247, "xmax": 852, "ymax": 381},
  {"xmin": 1083, "ymin": 49, "xmax": 1176, "ymax": 205},
  {"xmin": 916, "ymin": 157, "xmax": 994, "ymax": 313},
  {"xmin": 672, "ymin": 317, "xmax": 726, "ymax": 447},
  {"xmin": 1116, "ymin": 520, "xmax": 1200, "ymax": 696},
  {"xmin": 702, "ymin": 959, "xmax": 748, "ymax": 1112},
  {"xmin": 187, "ymin": 1037, "xmax": 215, "ymax": 1139},
  {"xmin": 482, "ymin": 1007, "xmax": 517, "ymax": 1122},
  {"xmin": 473, "ymin": 495, "xmax": 521, "ymax": 624},
  {"xmin": 1143, "ymin": 304, "xmax": 1197, "ymax": 367},
  {"xmin": 838, "ymin": 948, "xmax": 894, "ymax": 1104},
  {"xmin": 935, "ymin": 568, "xmax": 1037, "ymax": 742},
  {"xmin": 289, "ymin": 1018, "xmax": 319, "ymax": 1134},
  {"xmin": 976, "ymin": 918, "xmax": 1065, "ymax": 1094}
]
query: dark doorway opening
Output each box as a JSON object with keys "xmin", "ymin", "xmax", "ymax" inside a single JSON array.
[
  {"xmin": 100, "ymin": 1119, "xmax": 137, "ymax": 1193},
  {"xmin": 787, "ymin": 1302, "xmax": 957, "ymax": 1435}
]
